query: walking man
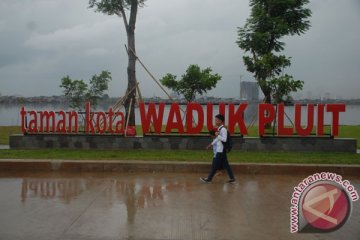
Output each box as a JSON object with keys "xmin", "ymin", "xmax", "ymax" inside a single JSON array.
[{"xmin": 200, "ymin": 114, "xmax": 236, "ymax": 184}]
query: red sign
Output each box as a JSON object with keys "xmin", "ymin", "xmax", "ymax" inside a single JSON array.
[
  {"xmin": 20, "ymin": 102, "xmax": 346, "ymax": 137},
  {"xmin": 21, "ymin": 102, "xmax": 125, "ymax": 134},
  {"xmin": 257, "ymin": 103, "xmax": 345, "ymax": 136}
]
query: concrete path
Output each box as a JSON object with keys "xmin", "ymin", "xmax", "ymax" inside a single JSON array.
[{"xmin": 0, "ymin": 172, "xmax": 359, "ymax": 240}]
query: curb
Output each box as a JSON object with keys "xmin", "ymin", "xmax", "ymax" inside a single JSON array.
[{"xmin": 0, "ymin": 159, "xmax": 359, "ymax": 176}]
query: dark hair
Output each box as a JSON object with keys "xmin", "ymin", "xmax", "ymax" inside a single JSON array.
[
  {"xmin": 209, "ymin": 129, "xmax": 216, "ymax": 136},
  {"xmin": 215, "ymin": 114, "xmax": 225, "ymax": 122}
]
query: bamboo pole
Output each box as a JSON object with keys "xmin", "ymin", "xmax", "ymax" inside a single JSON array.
[
  {"xmin": 136, "ymin": 81, "xmax": 143, "ymax": 102},
  {"xmin": 113, "ymin": 83, "xmax": 138, "ymax": 112},
  {"xmin": 127, "ymin": 46, "xmax": 175, "ymax": 102},
  {"xmin": 127, "ymin": 45, "xmax": 193, "ymax": 134},
  {"xmin": 124, "ymin": 97, "xmax": 133, "ymax": 137},
  {"xmin": 126, "ymin": 45, "xmax": 187, "ymax": 119},
  {"xmin": 272, "ymin": 104, "xmax": 278, "ymax": 136},
  {"xmin": 99, "ymin": 83, "xmax": 138, "ymax": 128}
]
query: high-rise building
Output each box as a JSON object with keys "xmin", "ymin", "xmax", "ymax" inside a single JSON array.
[
  {"xmin": 323, "ymin": 92, "xmax": 331, "ymax": 100},
  {"xmin": 240, "ymin": 81, "xmax": 259, "ymax": 101}
]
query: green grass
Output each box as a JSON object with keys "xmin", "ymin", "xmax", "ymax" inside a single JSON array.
[
  {"xmin": 0, "ymin": 126, "xmax": 22, "ymax": 145},
  {"xmin": 333, "ymin": 126, "xmax": 360, "ymax": 148},
  {"xmin": 0, "ymin": 125, "xmax": 359, "ymax": 164},
  {"xmin": 0, "ymin": 149, "xmax": 359, "ymax": 164}
]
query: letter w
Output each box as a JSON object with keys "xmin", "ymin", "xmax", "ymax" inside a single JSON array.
[{"xmin": 139, "ymin": 102, "xmax": 165, "ymax": 134}]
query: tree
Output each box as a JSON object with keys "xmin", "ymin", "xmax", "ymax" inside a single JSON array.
[
  {"xmin": 237, "ymin": 0, "xmax": 311, "ymax": 104},
  {"xmin": 86, "ymin": 71, "xmax": 113, "ymax": 107},
  {"xmin": 89, "ymin": 0, "xmax": 146, "ymax": 126},
  {"xmin": 160, "ymin": 64, "xmax": 221, "ymax": 102},
  {"xmin": 60, "ymin": 70, "xmax": 112, "ymax": 110},
  {"xmin": 60, "ymin": 76, "xmax": 88, "ymax": 109}
]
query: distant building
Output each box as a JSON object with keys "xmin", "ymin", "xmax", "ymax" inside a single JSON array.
[
  {"xmin": 240, "ymin": 81, "xmax": 259, "ymax": 101},
  {"xmin": 323, "ymin": 92, "xmax": 331, "ymax": 100}
]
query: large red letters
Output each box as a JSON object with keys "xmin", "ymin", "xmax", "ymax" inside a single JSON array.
[{"xmin": 20, "ymin": 102, "xmax": 346, "ymax": 136}]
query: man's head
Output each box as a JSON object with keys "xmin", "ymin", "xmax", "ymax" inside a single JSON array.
[{"xmin": 215, "ymin": 114, "xmax": 224, "ymax": 126}]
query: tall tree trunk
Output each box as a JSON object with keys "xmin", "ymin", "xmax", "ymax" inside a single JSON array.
[{"xmin": 124, "ymin": 1, "xmax": 138, "ymax": 127}]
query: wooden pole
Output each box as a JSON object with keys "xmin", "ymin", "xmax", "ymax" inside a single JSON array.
[
  {"xmin": 284, "ymin": 111, "xmax": 294, "ymax": 126},
  {"xmin": 127, "ymin": 46, "xmax": 187, "ymax": 117},
  {"xmin": 136, "ymin": 81, "xmax": 143, "ymax": 102},
  {"xmin": 127, "ymin": 46, "xmax": 175, "ymax": 102},
  {"xmin": 99, "ymin": 83, "xmax": 138, "ymax": 127},
  {"xmin": 272, "ymin": 104, "xmax": 278, "ymax": 136},
  {"xmin": 125, "ymin": 97, "xmax": 133, "ymax": 137},
  {"xmin": 113, "ymin": 83, "xmax": 138, "ymax": 111}
]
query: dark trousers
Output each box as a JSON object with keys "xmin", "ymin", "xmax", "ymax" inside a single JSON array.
[{"xmin": 207, "ymin": 151, "xmax": 235, "ymax": 181}]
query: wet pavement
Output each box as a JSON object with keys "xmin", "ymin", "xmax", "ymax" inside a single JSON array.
[{"xmin": 0, "ymin": 172, "xmax": 359, "ymax": 240}]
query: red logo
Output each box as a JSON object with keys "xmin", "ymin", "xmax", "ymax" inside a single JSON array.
[{"xmin": 301, "ymin": 182, "xmax": 351, "ymax": 232}]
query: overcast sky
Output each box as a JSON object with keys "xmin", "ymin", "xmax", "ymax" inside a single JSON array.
[{"xmin": 0, "ymin": 0, "xmax": 359, "ymax": 99}]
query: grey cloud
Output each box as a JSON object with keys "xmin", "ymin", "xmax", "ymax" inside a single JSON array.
[{"xmin": 0, "ymin": 0, "xmax": 359, "ymax": 99}]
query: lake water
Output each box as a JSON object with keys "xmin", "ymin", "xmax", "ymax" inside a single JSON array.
[{"xmin": 0, "ymin": 103, "xmax": 359, "ymax": 126}]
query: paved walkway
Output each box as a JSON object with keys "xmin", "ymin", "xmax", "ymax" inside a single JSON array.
[{"xmin": 0, "ymin": 172, "xmax": 359, "ymax": 240}]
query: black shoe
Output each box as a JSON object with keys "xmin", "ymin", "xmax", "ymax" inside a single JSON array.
[
  {"xmin": 200, "ymin": 177, "xmax": 211, "ymax": 183},
  {"xmin": 226, "ymin": 179, "xmax": 236, "ymax": 184}
]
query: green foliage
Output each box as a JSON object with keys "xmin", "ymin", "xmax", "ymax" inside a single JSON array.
[
  {"xmin": 86, "ymin": 71, "xmax": 112, "ymax": 107},
  {"xmin": 237, "ymin": 0, "xmax": 311, "ymax": 103},
  {"xmin": 160, "ymin": 64, "xmax": 221, "ymax": 102},
  {"xmin": 59, "ymin": 76, "xmax": 88, "ymax": 110},
  {"xmin": 88, "ymin": 0, "xmax": 145, "ymax": 15},
  {"xmin": 60, "ymin": 71, "xmax": 112, "ymax": 110},
  {"xmin": 269, "ymin": 75, "xmax": 304, "ymax": 104}
]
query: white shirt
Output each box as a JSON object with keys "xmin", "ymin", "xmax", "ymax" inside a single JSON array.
[
  {"xmin": 211, "ymin": 125, "xmax": 227, "ymax": 153},
  {"xmin": 212, "ymin": 140, "xmax": 217, "ymax": 157}
]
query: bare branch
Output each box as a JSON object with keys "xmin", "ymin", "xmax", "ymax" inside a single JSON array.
[{"xmin": 118, "ymin": 8, "xmax": 129, "ymax": 31}]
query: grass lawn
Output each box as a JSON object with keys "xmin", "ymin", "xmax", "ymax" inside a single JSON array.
[
  {"xmin": 0, "ymin": 126, "xmax": 21, "ymax": 145},
  {"xmin": 0, "ymin": 125, "xmax": 359, "ymax": 164}
]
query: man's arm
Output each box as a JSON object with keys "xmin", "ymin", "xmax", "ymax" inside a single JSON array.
[
  {"xmin": 207, "ymin": 138, "xmax": 219, "ymax": 149},
  {"xmin": 212, "ymin": 138, "xmax": 220, "ymax": 145},
  {"xmin": 216, "ymin": 127, "xmax": 227, "ymax": 142}
]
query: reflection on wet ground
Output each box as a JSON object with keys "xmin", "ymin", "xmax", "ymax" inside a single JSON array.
[{"xmin": 0, "ymin": 172, "xmax": 359, "ymax": 240}]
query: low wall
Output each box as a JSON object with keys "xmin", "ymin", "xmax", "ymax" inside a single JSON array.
[{"xmin": 9, "ymin": 134, "xmax": 357, "ymax": 153}]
